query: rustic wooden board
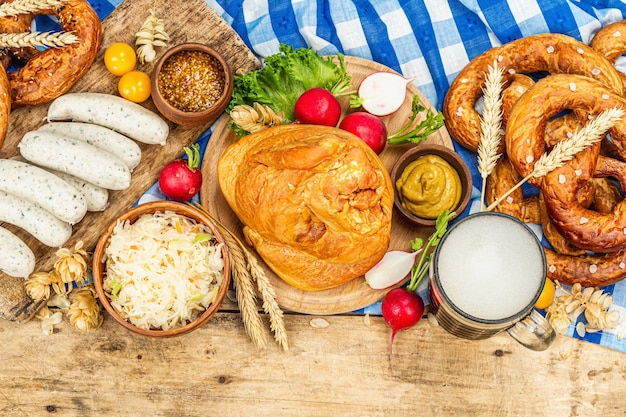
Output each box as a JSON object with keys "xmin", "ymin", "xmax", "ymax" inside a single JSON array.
[
  {"xmin": 201, "ymin": 56, "xmax": 453, "ymax": 315},
  {"xmin": 0, "ymin": 0, "xmax": 261, "ymax": 322},
  {"xmin": 0, "ymin": 311, "xmax": 623, "ymax": 417}
]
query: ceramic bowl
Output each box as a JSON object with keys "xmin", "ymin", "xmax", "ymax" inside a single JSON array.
[
  {"xmin": 150, "ymin": 43, "xmax": 233, "ymax": 126},
  {"xmin": 390, "ymin": 143, "xmax": 472, "ymax": 227},
  {"xmin": 92, "ymin": 201, "xmax": 231, "ymax": 337}
]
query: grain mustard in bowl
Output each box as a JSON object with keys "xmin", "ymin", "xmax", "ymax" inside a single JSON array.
[
  {"xmin": 150, "ymin": 43, "xmax": 233, "ymax": 126},
  {"xmin": 92, "ymin": 201, "xmax": 231, "ymax": 337},
  {"xmin": 390, "ymin": 143, "xmax": 472, "ymax": 227}
]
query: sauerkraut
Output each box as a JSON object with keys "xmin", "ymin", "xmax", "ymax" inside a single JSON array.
[{"xmin": 103, "ymin": 210, "xmax": 224, "ymax": 331}]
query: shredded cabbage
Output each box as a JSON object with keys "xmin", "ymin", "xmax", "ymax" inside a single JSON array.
[{"xmin": 103, "ymin": 210, "xmax": 224, "ymax": 331}]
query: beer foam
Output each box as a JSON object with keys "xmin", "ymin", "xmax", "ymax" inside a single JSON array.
[{"xmin": 435, "ymin": 214, "xmax": 545, "ymax": 321}]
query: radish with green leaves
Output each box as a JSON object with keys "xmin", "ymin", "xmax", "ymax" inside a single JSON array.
[
  {"xmin": 339, "ymin": 94, "xmax": 445, "ymax": 154},
  {"xmin": 339, "ymin": 112, "xmax": 388, "ymax": 154},
  {"xmin": 158, "ymin": 144, "xmax": 203, "ymax": 201},
  {"xmin": 376, "ymin": 210, "xmax": 455, "ymax": 357},
  {"xmin": 350, "ymin": 72, "xmax": 414, "ymax": 116}
]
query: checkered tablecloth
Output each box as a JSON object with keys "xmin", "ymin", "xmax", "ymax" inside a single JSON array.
[{"xmin": 64, "ymin": 0, "xmax": 626, "ymax": 352}]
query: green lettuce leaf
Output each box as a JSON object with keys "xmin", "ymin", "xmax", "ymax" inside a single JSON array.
[{"xmin": 227, "ymin": 44, "xmax": 351, "ymax": 135}]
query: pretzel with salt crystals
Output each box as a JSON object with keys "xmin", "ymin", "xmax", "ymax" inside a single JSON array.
[
  {"xmin": 590, "ymin": 19, "xmax": 626, "ymax": 87},
  {"xmin": 504, "ymin": 73, "xmax": 626, "ymax": 286},
  {"xmin": 0, "ymin": 0, "xmax": 102, "ymax": 107},
  {"xmin": 443, "ymin": 33, "xmax": 624, "ymax": 152},
  {"xmin": 0, "ymin": 1, "xmax": 36, "ymax": 69}
]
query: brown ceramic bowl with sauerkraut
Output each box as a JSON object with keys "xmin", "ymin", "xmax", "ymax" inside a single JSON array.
[{"xmin": 92, "ymin": 201, "xmax": 230, "ymax": 337}]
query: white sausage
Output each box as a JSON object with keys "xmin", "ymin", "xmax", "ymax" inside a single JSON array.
[
  {"xmin": 0, "ymin": 226, "xmax": 35, "ymax": 278},
  {"xmin": 0, "ymin": 190, "xmax": 72, "ymax": 247},
  {"xmin": 10, "ymin": 155, "xmax": 109, "ymax": 212},
  {"xmin": 46, "ymin": 93, "xmax": 169, "ymax": 145},
  {"xmin": 19, "ymin": 131, "xmax": 132, "ymax": 191},
  {"xmin": 0, "ymin": 159, "xmax": 87, "ymax": 224},
  {"xmin": 37, "ymin": 122, "xmax": 142, "ymax": 170},
  {"xmin": 45, "ymin": 170, "xmax": 109, "ymax": 212}
]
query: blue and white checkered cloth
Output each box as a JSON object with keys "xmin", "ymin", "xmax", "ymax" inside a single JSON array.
[{"xmin": 70, "ymin": 1, "xmax": 626, "ymax": 352}]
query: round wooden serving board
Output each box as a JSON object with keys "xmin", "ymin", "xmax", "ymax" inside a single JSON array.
[{"xmin": 200, "ymin": 56, "xmax": 453, "ymax": 315}]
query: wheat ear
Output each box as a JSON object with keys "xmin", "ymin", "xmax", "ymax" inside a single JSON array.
[
  {"xmin": 0, "ymin": 31, "xmax": 78, "ymax": 49},
  {"xmin": 0, "ymin": 0, "xmax": 66, "ymax": 18},
  {"xmin": 476, "ymin": 61, "xmax": 505, "ymax": 211},
  {"xmin": 485, "ymin": 107, "xmax": 625, "ymax": 212},
  {"xmin": 248, "ymin": 254, "xmax": 289, "ymax": 351},
  {"xmin": 192, "ymin": 203, "xmax": 290, "ymax": 350}
]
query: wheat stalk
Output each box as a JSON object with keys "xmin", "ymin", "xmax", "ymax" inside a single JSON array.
[
  {"xmin": 0, "ymin": 31, "xmax": 78, "ymax": 49},
  {"xmin": 191, "ymin": 203, "xmax": 289, "ymax": 350},
  {"xmin": 249, "ymin": 255, "xmax": 289, "ymax": 351},
  {"xmin": 485, "ymin": 107, "xmax": 625, "ymax": 212},
  {"xmin": 229, "ymin": 241, "xmax": 268, "ymax": 349},
  {"xmin": 0, "ymin": 0, "xmax": 66, "ymax": 18},
  {"xmin": 476, "ymin": 60, "xmax": 505, "ymax": 211}
]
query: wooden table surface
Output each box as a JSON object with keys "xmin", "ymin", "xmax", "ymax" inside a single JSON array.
[
  {"xmin": 0, "ymin": 1, "xmax": 623, "ymax": 416},
  {"xmin": 0, "ymin": 305, "xmax": 624, "ymax": 417}
]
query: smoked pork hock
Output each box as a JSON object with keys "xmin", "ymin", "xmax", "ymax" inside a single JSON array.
[{"xmin": 218, "ymin": 124, "xmax": 394, "ymax": 291}]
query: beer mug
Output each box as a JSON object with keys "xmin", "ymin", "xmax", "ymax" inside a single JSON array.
[{"xmin": 428, "ymin": 211, "xmax": 556, "ymax": 351}]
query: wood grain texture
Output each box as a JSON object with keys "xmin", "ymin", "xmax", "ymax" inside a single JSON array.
[
  {"xmin": 201, "ymin": 56, "xmax": 453, "ymax": 314},
  {"xmin": 0, "ymin": 313, "xmax": 623, "ymax": 417},
  {"xmin": 0, "ymin": 0, "xmax": 261, "ymax": 321}
]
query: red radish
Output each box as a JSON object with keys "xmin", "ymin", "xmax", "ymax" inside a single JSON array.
[
  {"xmin": 339, "ymin": 112, "xmax": 388, "ymax": 154},
  {"xmin": 293, "ymin": 87, "xmax": 342, "ymax": 126},
  {"xmin": 381, "ymin": 288, "xmax": 425, "ymax": 357},
  {"xmin": 158, "ymin": 144, "xmax": 203, "ymax": 201},
  {"xmin": 351, "ymin": 72, "xmax": 413, "ymax": 116}
]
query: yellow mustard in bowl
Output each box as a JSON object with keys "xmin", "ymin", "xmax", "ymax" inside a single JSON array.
[{"xmin": 396, "ymin": 154, "xmax": 462, "ymax": 219}]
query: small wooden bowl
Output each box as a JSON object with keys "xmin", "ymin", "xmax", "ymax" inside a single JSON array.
[
  {"xmin": 92, "ymin": 201, "xmax": 231, "ymax": 337},
  {"xmin": 390, "ymin": 143, "xmax": 472, "ymax": 227},
  {"xmin": 150, "ymin": 43, "xmax": 233, "ymax": 126}
]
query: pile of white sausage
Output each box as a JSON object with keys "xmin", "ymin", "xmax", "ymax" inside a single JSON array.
[{"xmin": 0, "ymin": 93, "xmax": 170, "ymax": 279}]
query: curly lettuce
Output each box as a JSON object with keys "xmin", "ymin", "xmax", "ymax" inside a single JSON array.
[{"xmin": 227, "ymin": 44, "xmax": 351, "ymax": 136}]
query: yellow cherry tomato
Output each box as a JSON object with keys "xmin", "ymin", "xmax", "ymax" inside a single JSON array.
[
  {"xmin": 118, "ymin": 71, "xmax": 151, "ymax": 103},
  {"xmin": 534, "ymin": 279, "xmax": 556, "ymax": 310},
  {"xmin": 104, "ymin": 43, "xmax": 137, "ymax": 76}
]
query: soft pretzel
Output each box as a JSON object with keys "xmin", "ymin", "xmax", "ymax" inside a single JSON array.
[
  {"xmin": 485, "ymin": 155, "xmax": 539, "ymax": 223},
  {"xmin": 0, "ymin": 66, "xmax": 10, "ymax": 148},
  {"xmin": 505, "ymin": 74, "xmax": 626, "ymax": 254},
  {"xmin": 2, "ymin": 0, "xmax": 102, "ymax": 107},
  {"xmin": 0, "ymin": 1, "xmax": 36, "ymax": 68},
  {"xmin": 443, "ymin": 33, "xmax": 624, "ymax": 151},
  {"xmin": 544, "ymin": 248, "xmax": 626, "ymax": 287},
  {"xmin": 590, "ymin": 19, "xmax": 626, "ymax": 87}
]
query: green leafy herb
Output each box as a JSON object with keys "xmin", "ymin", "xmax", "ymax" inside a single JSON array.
[
  {"xmin": 227, "ymin": 44, "xmax": 352, "ymax": 135},
  {"xmin": 386, "ymin": 94, "xmax": 445, "ymax": 145},
  {"xmin": 193, "ymin": 233, "xmax": 213, "ymax": 244},
  {"xmin": 110, "ymin": 280, "xmax": 122, "ymax": 299},
  {"xmin": 406, "ymin": 210, "xmax": 455, "ymax": 292}
]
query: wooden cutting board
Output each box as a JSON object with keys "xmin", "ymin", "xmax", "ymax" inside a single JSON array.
[
  {"xmin": 0, "ymin": 0, "xmax": 261, "ymax": 321},
  {"xmin": 201, "ymin": 56, "xmax": 454, "ymax": 315}
]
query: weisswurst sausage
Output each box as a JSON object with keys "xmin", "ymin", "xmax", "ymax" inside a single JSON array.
[
  {"xmin": 19, "ymin": 131, "xmax": 132, "ymax": 190},
  {"xmin": 37, "ymin": 122, "xmax": 142, "ymax": 170},
  {"xmin": 0, "ymin": 159, "xmax": 87, "ymax": 224},
  {"xmin": 0, "ymin": 190, "xmax": 72, "ymax": 247},
  {"xmin": 0, "ymin": 226, "xmax": 35, "ymax": 278},
  {"xmin": 46, "ymin": 93, "xmax": 169, "ymax": 145}
]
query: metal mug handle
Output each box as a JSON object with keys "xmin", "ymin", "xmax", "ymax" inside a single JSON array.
[{"xmin": 506, "ymin": 309, "xmax": 557, "ymax": 351}]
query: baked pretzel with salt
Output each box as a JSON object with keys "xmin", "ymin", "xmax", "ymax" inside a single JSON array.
[
  {"xmin": 505, "ymin": 74, "xmax": 626, "ymax": 286},
  {"xmin": 1, "ymin": 0, "xmax": 102, "ymax": 107},
  {"xmin": 443, "ymin": 33, "xmax": 624, "ymax": 152}
]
